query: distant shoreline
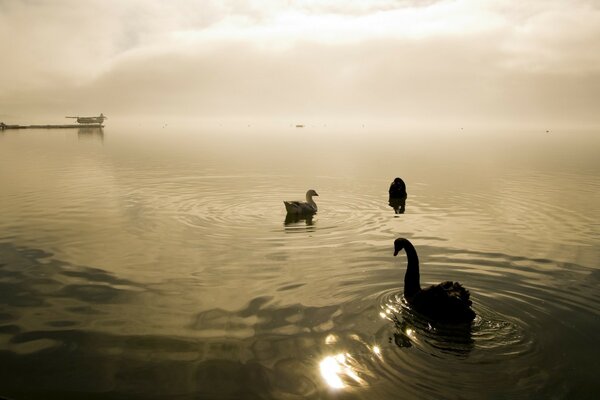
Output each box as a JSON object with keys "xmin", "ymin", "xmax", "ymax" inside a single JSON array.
[{"xmin": 0, "ymin": 122, "xmax": 103, "ymax": 130}]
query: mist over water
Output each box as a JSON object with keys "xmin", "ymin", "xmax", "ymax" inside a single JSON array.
[{"xmin": 0, "ymin": 124, "xmax": 599, "ymax": 399}]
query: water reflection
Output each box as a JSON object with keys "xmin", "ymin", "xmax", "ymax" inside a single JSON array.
[
  {"xmin": 383, "ymin": 297, "xmax": 474, "ymax": 357},
  {"xmin": 284, "ymin": 212, "xmax": 315, "ymax": 226},
  {"xmin": 318, "ymin": 333, "xmax": 383, "ymax": 393},
  {"xmin": 0, "ymin": 243, "xmax": 144, "ymax": 312},
  {"xmin": 388, "ymin": 197, "xmax": 406, "ymax": 214},
  {"xmin": 319, "ymin": 353, "xmax": 365, "ymax": 389},
  {"xmin": 77, "ymin": 127, "xmax": 104, "ymax": 142},
  {"xmin": 394, "ymin": 314, "xmax": 473, "ymax": 357}
]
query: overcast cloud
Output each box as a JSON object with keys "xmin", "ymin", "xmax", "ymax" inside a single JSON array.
[{"xmin": 1, "ymin": 0, "xmax": 599, "ymax": 127}]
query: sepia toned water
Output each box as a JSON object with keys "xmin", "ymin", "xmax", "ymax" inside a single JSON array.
[{"xmin": 0, "ymin": 123, "xmax": 598, "ymax": 399}]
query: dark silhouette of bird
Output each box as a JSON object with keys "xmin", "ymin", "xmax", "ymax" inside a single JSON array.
[
  {"xmin": 283, "ymin": 189, "xmax": 319, "ymax": 214},
  {"xmin": 394, "ymin": 238, "xmax": 475, "ymax": 323}
]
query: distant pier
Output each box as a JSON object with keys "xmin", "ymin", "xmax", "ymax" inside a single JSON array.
[{"xmin": 1, "ymin": 122, "xmax": 103, "ymax": 130}]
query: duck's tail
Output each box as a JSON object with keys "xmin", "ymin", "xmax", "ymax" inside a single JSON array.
[{"xmin": 283, "ymin": 201, "xmax": 296, "ymax": 214}]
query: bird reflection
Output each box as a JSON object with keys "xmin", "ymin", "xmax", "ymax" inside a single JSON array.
[
  {"xmin": 284, "ymin": 212, "xmax": 314, "ymax": 226},
  {"xmin": 391, "ymin": 319, "xmax": 415, "ymax": 348},
  {"xmin": 390, "ymin": 307, "xmax": 474, "ymax": 356},
  {"xmin": 388, "ymin": 198, "xmax": 406, "ymax": 214}
]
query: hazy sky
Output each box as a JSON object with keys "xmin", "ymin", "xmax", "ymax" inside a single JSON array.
[{"xmin": 1, "ymin": 0, "xmax": 599, "ymax": 127}]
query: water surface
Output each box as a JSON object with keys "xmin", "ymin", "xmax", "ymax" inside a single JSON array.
[{"xmin": 0, "ymin": 124, "xmax": 598, "ymax": 399}]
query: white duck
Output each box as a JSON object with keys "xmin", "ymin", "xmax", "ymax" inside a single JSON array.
[{"xmin": 284, "ymin": 189, "xmax": 319, "ymax": 214}]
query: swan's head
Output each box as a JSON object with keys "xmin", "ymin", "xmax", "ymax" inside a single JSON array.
[
  {"xmin": 306, "ymin": 189, "xmax": 319, "ymax": 197},
  {"xmin": 394, "ymin": 238, "xmax": 409, "ymax": 256}
]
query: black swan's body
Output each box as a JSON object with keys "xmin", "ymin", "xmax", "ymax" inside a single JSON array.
[{"xmin": 394, "ymin": 238, "xmax": 475, "ymax": 323}]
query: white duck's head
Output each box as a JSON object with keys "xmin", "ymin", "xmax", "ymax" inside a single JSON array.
[{"xmin": 305, "ymin": 189, "xmax": 319, "ymax": 200}]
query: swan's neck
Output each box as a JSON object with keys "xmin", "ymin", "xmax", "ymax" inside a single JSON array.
[
  {"xmin": 402, "ymin": 241, "xmax": 421, "ymax": 298},
  {"xmin": 305, "ymin": 194, "xmax": 316, "ymax": 206}
]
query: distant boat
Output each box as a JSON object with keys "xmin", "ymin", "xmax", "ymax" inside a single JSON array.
[
  {"xmin": 65, "ymin": 113, "xmax": 107, "ymax": 124},
  {"xmin": 295, "ymin": 124, "xmax": 304, "ymax": 128}
]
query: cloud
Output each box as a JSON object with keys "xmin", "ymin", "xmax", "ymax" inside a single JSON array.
[
  {"xmin": 0, "ymin": 0, "xmax": 599, "ymax": 126},
  {"xmin": 499, "ymin": 2, "xmax": 600, "ymax": 73}
]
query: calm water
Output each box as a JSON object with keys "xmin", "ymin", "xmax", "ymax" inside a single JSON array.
[{"xmin": 0, "ymin": 124, "xmax": 599, "ymax": 399}]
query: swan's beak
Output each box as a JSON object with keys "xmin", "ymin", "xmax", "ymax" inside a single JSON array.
[
  {"xmin": 393, "ymin": 249, "xmax": 399, "ymax": 256},
  {"xmin": 314, "ymin": 193, "xmax": 319, "ymax": 196}
]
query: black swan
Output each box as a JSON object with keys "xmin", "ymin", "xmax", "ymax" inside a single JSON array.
[
  {"xmin": 284, "ymin": 189, "xmax": 318, "ymax": 214},
  {"xmin": 388, "ymin": 177, "xmax": 407, "ymax": 214},
  {"xmin": 394, "ymin": 238, "xmax": 475, "ymax": 323}
]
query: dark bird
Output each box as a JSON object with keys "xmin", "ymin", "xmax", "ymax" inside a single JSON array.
[
  {"xmin": 283, "ymin": 189, "xmax": 319, "ymax": 214},
  {"xmin": 394, "ymin": 238, "xmax": 475, "ymax": 323}
]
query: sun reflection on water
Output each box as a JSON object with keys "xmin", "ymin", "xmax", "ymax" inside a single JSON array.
[
  {"xmin": 380, "ymin": 298, "xmax": 401, "ymax": 320},
  {"xmin": 319, "ymin": 354, "xmax": 346, "ymax": 389},
  {"xmin": 372, "ymin": 345, "xmax": 382, "ymax": 358},
  {"xmin": 319, "ymin": 340, "xmax": 384, "ymax": 390},
  {"xmin": 319, "ymin": 353, "xmax": 366, "ymax": 389}
]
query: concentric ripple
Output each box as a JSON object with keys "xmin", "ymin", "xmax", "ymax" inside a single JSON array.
[
  {"xmin": 117, "ymin": 174, "xmax": 405, "ymax": 251},
  {"xmin": 349, "ymin": 244, "xmax": 600, "ymax": 399}
]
